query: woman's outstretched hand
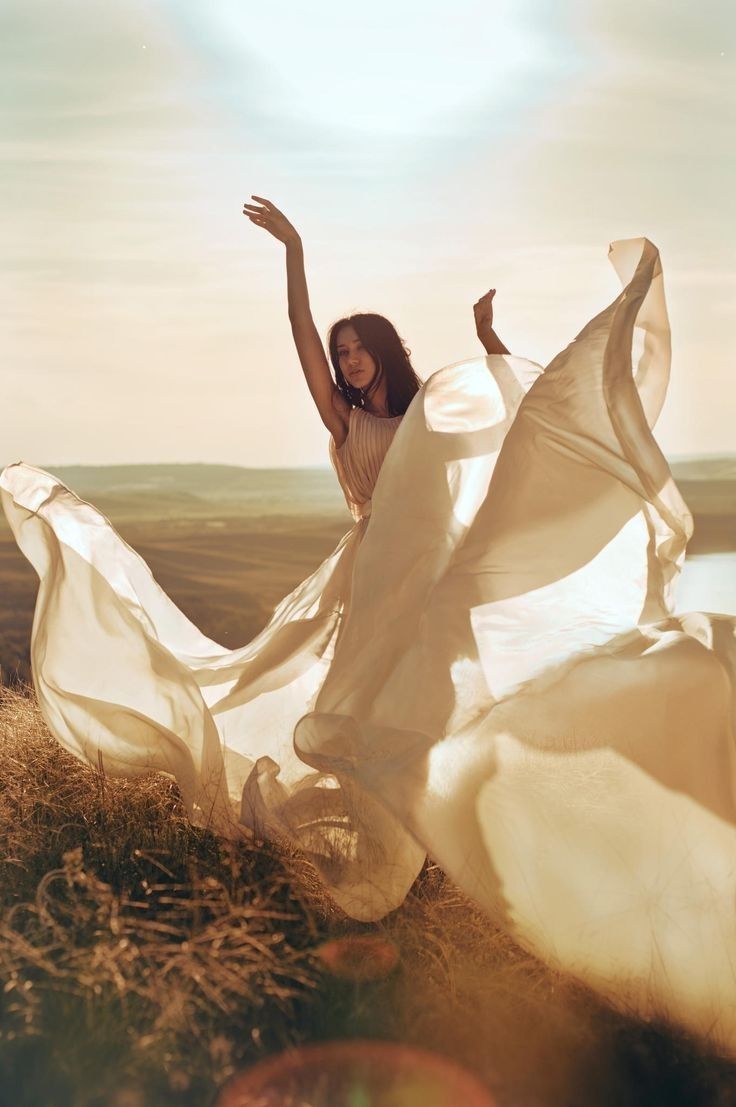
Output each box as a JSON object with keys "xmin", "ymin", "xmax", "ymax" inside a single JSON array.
[
  {"xmin": 474, "ymin": 288, "xmax": 510, "ymax": 355},
  {"xmin": 473, "ymin": 288, "xmax": 496, "ymax": 337},
  {"xmin": 243, "ymin": 195, "xmax": 301, "ymax": 246}
]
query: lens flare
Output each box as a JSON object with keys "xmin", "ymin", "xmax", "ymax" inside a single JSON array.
[
  {"xmin": 316, "ymin": 935, "xmax": 400, "ymax": 981},
  {"xmin": 215, "ymin": 1040, "xmax": 497, "ymax": 1106}
]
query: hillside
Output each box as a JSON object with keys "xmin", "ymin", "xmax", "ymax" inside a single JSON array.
[
  {"xmin": 23, "ymin": 463, "xmax": 349, "ymax": 521},
  {"xmin": 668, "ymin": 455, "xmax": 736, "ymax": 482},
  {"xmin": 0, "ymin": 456, "xmax": 731, "ymax": 521}
]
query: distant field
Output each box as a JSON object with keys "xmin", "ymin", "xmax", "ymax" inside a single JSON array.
[
  {"xmin": 0, "ymin": 466, "xmax": 352, "ymax": 683},
  {"xmin": 0, "ymin": 511, "xmax": 351, "ymax": 684},
  {"xmin": 24, "ymin": 463, "xmax": 349, "ymax": 520},
  {"xmin": 1, "ymin": 462, "xmax": 734, "ymax": 684}
]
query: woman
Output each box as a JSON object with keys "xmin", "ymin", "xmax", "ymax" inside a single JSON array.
[
  {"xmin": 242, "ymin": 195, "xmax": 508, "ymax": 518},
  {"xmin": 2, "ymin": 202, "xmax": 735, "ymax": 1051}
]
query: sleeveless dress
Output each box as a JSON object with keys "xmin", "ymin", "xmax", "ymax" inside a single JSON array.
[
  {"xmin": 329, "ymin": 405, "xmax": 404, "ymax": 522},
  {"xmin": 2, "ymin": 238, "xmax": 735, "ymax": 1051}
]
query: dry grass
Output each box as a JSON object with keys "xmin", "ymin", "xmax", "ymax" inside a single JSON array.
[{"xmin": 1, "ymin": 683, "xmax": 735, "ymax": 1107}]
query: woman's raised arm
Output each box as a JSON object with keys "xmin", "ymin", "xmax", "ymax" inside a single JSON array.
[
  {"xmin": 243, "ymin": 195, "xmax": 350, "ymax": 443},
  {"xmin": 473, "ymin": 288, "xmax": 510, "ymax": 355}
]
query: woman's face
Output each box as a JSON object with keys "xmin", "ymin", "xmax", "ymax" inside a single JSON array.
[{"xmin": 336, "ymin": 325, "xmax": 379, "ymax": 391}]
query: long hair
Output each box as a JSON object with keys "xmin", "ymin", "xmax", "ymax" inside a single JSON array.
[{"xmin": 327, "ymin": 313, "xmax": 423, "ymax": 416}]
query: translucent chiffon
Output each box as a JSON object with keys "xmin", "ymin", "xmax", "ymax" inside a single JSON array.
[{"xmin": 2, "ymin": 238, "xmax": 735, "ymax": 1050}]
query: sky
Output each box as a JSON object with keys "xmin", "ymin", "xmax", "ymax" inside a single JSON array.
[{"xmin": 2, "ymin": 0, "xmax": 734, "ymax": 467}]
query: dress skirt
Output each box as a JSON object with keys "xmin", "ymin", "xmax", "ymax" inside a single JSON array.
[{"xmin": 2, "ymin": 237, "xmax": 735, "ymax": 1049}]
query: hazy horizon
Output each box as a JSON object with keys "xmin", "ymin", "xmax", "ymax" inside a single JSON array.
[
  {"xmin": 3, "ymin": 0, "xmax": 734, "ymax": 466},
  {"xmin": 6, "ymin": 451, "xmax": 735, "ymax": 472}
]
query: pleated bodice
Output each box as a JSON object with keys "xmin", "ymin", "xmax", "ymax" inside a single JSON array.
[{"xmin": 329, "ymin": 406, "xmax": 403, "ymax": 520}]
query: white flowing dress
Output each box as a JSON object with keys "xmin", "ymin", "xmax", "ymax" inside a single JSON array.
[{"xmin": 2, "ymin": 238, "xmax": 735, "ymax": 1050}]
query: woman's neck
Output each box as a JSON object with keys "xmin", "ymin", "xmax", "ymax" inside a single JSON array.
[{"xmin": 362, "ymin": 379, "xmax": 390, "ymax": 417}]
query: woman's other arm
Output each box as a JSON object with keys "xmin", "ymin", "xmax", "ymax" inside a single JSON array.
[
  {"xmin": 243, "ymin": 195, "xmax": 350, "ymax": 444},
  {"xmin": 473, "ymin": 288, "xmax": 510, "ymax": 355}
]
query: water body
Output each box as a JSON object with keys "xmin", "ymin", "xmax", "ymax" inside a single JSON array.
[{"xmin": 676, "ymin": 553, "xmax": 736, "ymax": 617}]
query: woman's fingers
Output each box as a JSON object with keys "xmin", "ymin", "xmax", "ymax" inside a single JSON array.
[
  {"xmin": 243, "ymin": 211, "xmax": 269, "ymax": 230},
  {"xmin": 251, "ymin": 194, "xmax": 283, "ymax": 215},
  {"xmin": 474, "ymin": 287, "xmax": 495, "ymax": 332}
]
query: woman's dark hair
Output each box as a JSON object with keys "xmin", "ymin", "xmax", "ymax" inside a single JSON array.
[{"xmin": 327, "ymin": 313, "xmax": 423, "ymax": 416}]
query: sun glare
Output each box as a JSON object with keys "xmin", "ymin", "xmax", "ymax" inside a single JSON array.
[{"xmin": 209, "ymin": 0, "xmax": 540, "ymax": 135}]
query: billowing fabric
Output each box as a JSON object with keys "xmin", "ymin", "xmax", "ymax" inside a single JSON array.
[{"xmin": 2, "ymin": 238, "xmax": 735, "ymax": 1051}]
